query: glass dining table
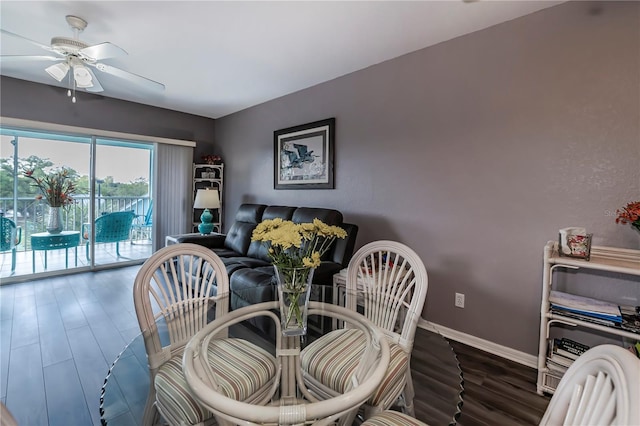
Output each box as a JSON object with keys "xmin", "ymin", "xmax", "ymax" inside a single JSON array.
[{"xmin": 100, "ymin": 309, "xmax": 464, "ymax": 425}]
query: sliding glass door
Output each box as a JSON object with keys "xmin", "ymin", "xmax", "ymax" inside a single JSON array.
[{"xmin": 0, "ymin": 128, "xmax": 154, "ymax": 280}]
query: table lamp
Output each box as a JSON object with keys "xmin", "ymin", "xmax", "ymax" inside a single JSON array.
[{"xmin": 193, "ymin": 188, "xmax": 220, "ymax": 234}]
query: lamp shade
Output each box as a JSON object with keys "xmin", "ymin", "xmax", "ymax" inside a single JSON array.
[
  {"xmin": 194, "ymin": 188, "xmax": 220, "ymax": 209},
  {"xmin": 45, "ymin": 62, "xmax": 70, "ymax": 82}
]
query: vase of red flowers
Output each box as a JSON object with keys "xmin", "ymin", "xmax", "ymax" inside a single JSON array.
[
  {"xmin": 24, "ymin": 168, "xmax": 76, "ymax": 234},
  {"xmin": 615, "ymin": 201, "xmax": 640, "ymax": 234}
]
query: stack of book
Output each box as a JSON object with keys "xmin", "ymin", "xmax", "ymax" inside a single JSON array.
[
  {"xmin": 546, "ymin": 337, "xmax": 590, "ymax": 375},
  {"xmin": 549, "ymin": 291, "xmax": 622, "ymax": 326},
  {"xmin": 620, "ymin": 305, "xmax": 640, "ymax": 334}
]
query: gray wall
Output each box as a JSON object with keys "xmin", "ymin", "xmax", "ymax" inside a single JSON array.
[
  {"xmin": 0, "ymin": 76, "xmax": 217, "ymax": 154},
  {"xmin": 213, "ymin": 1, "xmax": 640, "ymax": 354}
]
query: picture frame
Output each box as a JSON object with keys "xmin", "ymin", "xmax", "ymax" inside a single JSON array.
[{"xmin": 274, "ymin": 118, "xmax": 335, "ymax": 189}]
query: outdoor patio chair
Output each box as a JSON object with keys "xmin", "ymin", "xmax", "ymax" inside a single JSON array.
[
  {"xmin": 301, "ymin": 240, "xmax": 429, "ymax": 420},
  {"xmin": 82, "ymin": 210, "xmax": 135, "ymax": 260},
  {"xmin": 0, "ymin": 216, "xmax": 22, "ymax": 273},
  {"xmin": 539, "ymin": 344, "xmax": 640, "ymax": 425},
  {"xmin": 133, "ymin": 243, "xmax": 278, "ymax": 426},
  {"xmin": 131, "ymin": 201, "xmax": 153, "ymax": 244}
]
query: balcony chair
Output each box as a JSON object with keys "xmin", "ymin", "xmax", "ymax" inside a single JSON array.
[
  {"xmin": 82, "ymin": 211, "xmax": 135, "ymax": 260},
  {"xmin": 131, "ymin": 201, "xmax": 153, "ymax": 244},
  {"xmin": 539, "ymin": 344, "xmax": 640, "ymax": 425},
  {"xmin": 133, "ymin": 243, "xmax": 278, "ymax": 426},
  {"xmin": 0, "ymin": 216, "xmax": 22, "ymax": 273},
  {"xmin": 301, "ymin": 240, "xmax": 428, "ymax": 420}
]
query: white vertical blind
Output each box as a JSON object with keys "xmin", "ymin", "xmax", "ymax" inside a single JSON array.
[{"xmin": 153, "ymin": 143, "xmax": 193, "ymax": 250}]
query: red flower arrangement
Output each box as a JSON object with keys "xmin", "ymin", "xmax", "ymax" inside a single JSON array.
[
  {"xmin": 24, "ymin": 168, "xmax": 77, "ymax": 207},
  {"xmin": 615, "ymin": 201, "xmax": 640, "ymax": 232},
  {"xmin": 201, "ymin": 154, "xmax": 222, "ymax": 165}
]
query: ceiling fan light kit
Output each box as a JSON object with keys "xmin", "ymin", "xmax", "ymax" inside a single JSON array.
[
  {"xmin": 45, "ymin": 62, "xmax": 69, "ymax": 82},
  {"xmin": 1, "ymin": 14, "xmax": 164, "ymax": 103}
]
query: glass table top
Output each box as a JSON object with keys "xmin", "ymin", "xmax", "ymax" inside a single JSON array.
[{"xmin": 100, "ymin": 323, "xmax": 464, "ymax": 425}]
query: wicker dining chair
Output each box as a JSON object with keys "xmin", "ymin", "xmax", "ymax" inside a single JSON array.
[
  {"xmin": 539, "ymin": 344, "xmax": 640, "ymax": 425},
  {"xmin": 361, "ymin": 410, "xmax": 428, "ymax": 426},
  {"xmin": 301, "ymin": 240, "xmax": 428, "ymax": 420},
  {"xmin": 133, "ymin": 243, "xmax": 278, "ymax": 426},
  {"xmin": 83, "ymin": 210, "xmax": 136, "ymax": 260},
  {"xmin": 0, "ymin": 216, "xmax": 22, "ymax": 273}
]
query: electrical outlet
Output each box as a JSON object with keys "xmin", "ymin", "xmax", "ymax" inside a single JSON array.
[{"xmin": 455, "ymin": 293, "xmax": 465, "ymax": 308}]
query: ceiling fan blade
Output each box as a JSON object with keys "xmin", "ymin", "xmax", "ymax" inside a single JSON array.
[
  {"xmin": 1, "ymin": 55, "xmax": 62, "ymax": 62},
  {"xmin": 84, "ymin": 67, "xmax": 104, "ymax": 93},
  {"xmin": 94, "ymin": 62, "xmax": 165, "ymax": 91},
  {"xmin": 79, "ymin": 42, "xmax": 127, "ymax": 61},
  {"xmin": 1, "ymin": 29, "xmax": 54, "ymax": 52}
]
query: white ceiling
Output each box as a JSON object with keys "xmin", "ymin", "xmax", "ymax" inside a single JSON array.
[{"xmin": 1, "ymin": 1, "xmax": 562, "ymax": 119}]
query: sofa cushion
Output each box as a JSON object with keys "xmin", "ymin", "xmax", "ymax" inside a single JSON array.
[
  {"xmin": 222, "ymin": 256, "xmax": 271, "ymax": 276},
  {"xmin": 291, "ymin": 207, "xmax": 342, "ymax": 226},
  {"xmin": 230, "ymin": 267, "xmax": 278, "ymax": 336},
  {"xmin": 223, "ymin": 204, "xmax": 266, "ymax": 255}
]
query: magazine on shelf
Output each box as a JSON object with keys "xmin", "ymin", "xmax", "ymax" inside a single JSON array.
[
  {"xmin": 550, "ymin": 308, "xmax": 618, "ymax": 327},
  {"xmin": 547, "ymin": 339, "xmax": 581, "ymax": 365},
  {"xmin": 546, "ymin": 357, "xmax": 570, "ymax": 373},
  {"xmin": 549, "ymin": 291, "xmax": 622, "ymax": 318},
  {"xmin": 551, "ymin": 305, "xmax": 622, "ymax": 323},
  {"xmin": 555, "ymin": 338, "xmax": 589, "ymax": 360}
]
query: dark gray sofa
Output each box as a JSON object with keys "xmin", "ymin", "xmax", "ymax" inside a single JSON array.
[{"xmin": 173, "ymin": 203, "xmax": 358, "ymax": 336}]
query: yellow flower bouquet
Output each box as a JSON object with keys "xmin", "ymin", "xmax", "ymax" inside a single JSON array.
[{"xmin": 252, "ymin": 218, "xmax": 347, "ymax": 335}]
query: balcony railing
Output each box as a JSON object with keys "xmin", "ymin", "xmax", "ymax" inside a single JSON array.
[{"xmin": 0, "ymin": 195, "xmax": 151, "ymax": 252}]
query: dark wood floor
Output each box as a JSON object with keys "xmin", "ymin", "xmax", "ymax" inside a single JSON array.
[{"xmin": 0, "ymin": 265, "xmax": 550, "ymax": 425}]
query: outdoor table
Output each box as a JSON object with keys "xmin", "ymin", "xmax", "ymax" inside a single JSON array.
[{"xmin": 31, "ymin": 231, "xmax": 80, "ymax": 272}]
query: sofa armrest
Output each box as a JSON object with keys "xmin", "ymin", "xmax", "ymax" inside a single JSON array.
[{"xmin": 172, "ymin": 233, "xmax": 226, "ymax": 249}]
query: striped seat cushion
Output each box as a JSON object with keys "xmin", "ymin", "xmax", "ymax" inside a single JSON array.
[
  {"xmin": 361, "ymin": 410, "xmax": 429, "ymax": 426},
  {"xmin": 300, "ymin": 328, "xmax": 408, "ymax": 406},
  {"xmin": 155, "ymin": 338, "xmax": 277, "ymax": 425}
]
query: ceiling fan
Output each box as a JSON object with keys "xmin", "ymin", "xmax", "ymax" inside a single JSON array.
[{"xmin": 1, "ymin": 15, "xmax": 165, "ymax": 102}]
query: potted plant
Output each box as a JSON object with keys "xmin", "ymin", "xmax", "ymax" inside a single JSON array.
[{"xmin": 24, "ymin": 168, "xmax": 76, "ymax": 234}]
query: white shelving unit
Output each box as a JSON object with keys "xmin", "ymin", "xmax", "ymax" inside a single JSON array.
[
  {"xmin": 192, "ymin": 163, "xmax": 224, "ymax": 233},
  {"xmin": 536, "ymin": 240, "xmax": 640, "ymax": 395}
]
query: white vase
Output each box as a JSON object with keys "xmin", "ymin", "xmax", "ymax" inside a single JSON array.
[
  {"xmin": 46, "ymin": 206, "xmax": 63, "ymax": 234},
  {"xmin": 274, "ymin": 265, "xmax": 315, "ymax": 336}
]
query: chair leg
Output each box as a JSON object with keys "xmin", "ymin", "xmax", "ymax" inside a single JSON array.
[
  {"xmin": 116, "ymin": 242, "xmax": 121, "ymax": 257},
  {"xmin": 141, "ymin": 392, "xmax": 160, "ymax": 426},
  {"xmin": 85, "ymin": 242, "xmax": 91, "ymax": 261},
  {"xmin": 11, "ymin": 248, "xmax": 16, "ymax": 272},
  {"xmin": 400, "ymin": 369, "xmax": 416, "ymax": 417}
]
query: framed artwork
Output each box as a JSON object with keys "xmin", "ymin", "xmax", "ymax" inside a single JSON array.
[{"xmin": 274, "ymin": 118, "xmax": 335, "ymax": 189}]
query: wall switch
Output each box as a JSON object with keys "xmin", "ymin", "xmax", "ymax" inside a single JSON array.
[{"xmin": 455, "ymin": 293, "xmax": 465, "ymax": 308}]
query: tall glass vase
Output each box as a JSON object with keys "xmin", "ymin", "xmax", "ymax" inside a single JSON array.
[
  {"xmin": 274, "ymin": 265, "xmax": 315, "ymax": 336},
  {"xmin": 46, "ymin": 206, "xmax": 63, "ymax": 234}
]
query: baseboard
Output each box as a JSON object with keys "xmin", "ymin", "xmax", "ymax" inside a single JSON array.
[{"xmin": 418, "ymin": 319, "xmax": 538, "ymax": 369}]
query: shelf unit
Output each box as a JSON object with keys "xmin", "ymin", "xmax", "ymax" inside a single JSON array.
[
  {"xmin": 536, "ymin": 240, "xmax": 640, "ymax": 395},
  {"xmin": 192, "ymin": 163, "xmax": 223, "ymax": 233}
]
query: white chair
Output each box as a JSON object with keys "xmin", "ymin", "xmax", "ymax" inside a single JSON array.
[
  {"xmin": 133, "ymin": 243, "xmax": 278, "ymax": 426},
  {"xmin": 539, "ymin": 344, "xmax": 640, "ymax": 426},
  {"xmin": 301, "ymin": 240, "xmax": 428, "ymax": 419},
  {"xmin": 0, "ymin": 402, "xmax": 18, "ymax": 426},
  {"xmin": 362, "ymin": 410, "xmax": 429, "ymax": 426}
]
